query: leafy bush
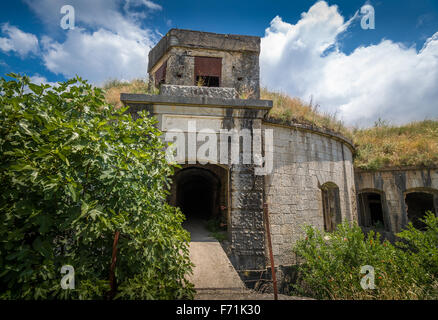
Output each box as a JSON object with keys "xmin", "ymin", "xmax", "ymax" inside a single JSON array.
[
  {"xmin": 396, "ymin": 212, "xmax": 438, "ymax": 281},
  {"xmin": 206, "ymin": 218, "xmax": 227, "ymax": 242},
  {"xmin": 292, "ymin": 217, "xmax": 438, "ymax": 299},
  {"xmin": 0, "ymin": 74, "xmax": 194, "ymax": 299}
]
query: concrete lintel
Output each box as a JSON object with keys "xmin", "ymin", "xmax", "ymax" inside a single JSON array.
[{"xmin": 120, "ymin": 93, "xmax": 273, "ymax": 110}]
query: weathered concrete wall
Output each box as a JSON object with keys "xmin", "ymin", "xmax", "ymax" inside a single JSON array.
[
  {"xmin": 355, "ymin": 168, "xmax": 438, "ymax": 237},
  {"xmin": 121, "ymin": 91, "xmax": 360, "ymax": 290},
  {"xmin": 151, "ymin": 47, "xmax": 260, "ymax": 99},
  {"xmin": 148, "ymin": 29, "xmax": 260, "ymax": 72},
  {"xmin": 263, "ymin": 122, "xmax": 357, "ymax": 267},
  {"xmin": 122, "ymin": 94, "xmax": 270, "ymax": 272},
  {"xmin": 148, "ymin": 29, "xmax": 261, "ymax": 99}
]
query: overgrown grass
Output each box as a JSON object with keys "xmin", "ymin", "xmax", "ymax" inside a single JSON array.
[
  {"xmin": 260, "ymin": 88, "xmax": 438, "ymax": 169},
  {"xmin": 261, "ymin": 88, "xmax": 352, "ymax": 139},
  {"xmin": 102, "ymin": 80, "xmax": 438, "ymax": 170},
  {"xmin": 352, "ymin": 119, "xmax": 438, "ymax": 170},
  {"xmin": 103, "ymin": 78, "xmax": 157, "ymax": 108},
  {"xmin": 206, "ymin": 218, "xmax": 227, "ymax": 242}
]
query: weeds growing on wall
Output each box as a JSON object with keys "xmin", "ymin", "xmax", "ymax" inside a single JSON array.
[
  {"xmin": 291, "ymin": 212, "xmax": 438, "ymax": 300},
  {"xmin": 206, "ymin": 218, "xmax": 228, "ymax": 242},
  {"xmin": 352, "ymin": 119, "xmax": 438, "ymax": 170},
  {"xmin": 103, "ymin": 78, "xmax": 158, "ymax": 109},
  {"xmin": 261, "ymin": 88, "xmax": 351, "ymax": 139}
]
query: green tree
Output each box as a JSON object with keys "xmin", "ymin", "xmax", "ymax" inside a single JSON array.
[
  {"xmin": 396, "ymin": 211, "xmax": 438, "ymax": 284},
  {"xmin": 292, "ymin": 219, "xmax": 438, "ymax": 300},
  {"xmin": 0, "ymin": 74, "xmax": 194, "ymax": 299}
]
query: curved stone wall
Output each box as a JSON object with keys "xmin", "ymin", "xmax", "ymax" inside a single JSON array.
[{"xmin": 263, "ymin": 122, "xmax": 357, "ymax": 266}]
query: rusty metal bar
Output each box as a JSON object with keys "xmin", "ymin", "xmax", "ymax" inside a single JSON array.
[
  {"xmin": 263, "ymin": 203, "xmax": 278, "ymax": 300},
  {"xmin": 108, "ymin": 230, "xmax": 120, "ymax": 299}
]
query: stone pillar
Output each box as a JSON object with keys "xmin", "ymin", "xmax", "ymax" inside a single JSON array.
[{"xmin": 229, "ymin": 165, "xmax": 265, "ymax": 270}]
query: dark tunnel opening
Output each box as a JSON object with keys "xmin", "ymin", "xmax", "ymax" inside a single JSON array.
[{"xmin": 175, "ymin": 167, "xmax": 220, "ymax": 221}]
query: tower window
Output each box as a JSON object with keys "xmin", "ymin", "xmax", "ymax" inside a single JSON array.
[
  {"xmin": 195, "ymin": 76, "xmax": 220, "ymax": 87},
  {"xmin": 194, "ymin": 56, "xmax": 221, "ymax": 87}
]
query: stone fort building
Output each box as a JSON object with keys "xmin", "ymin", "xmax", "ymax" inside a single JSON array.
[{"xmin": 121, "ymin": 29, "xmax": 438, "ymax": 290}]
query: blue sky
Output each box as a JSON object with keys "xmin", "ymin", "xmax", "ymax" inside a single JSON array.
[{"xmin": 1, "ymin": 0, "xmax": 437, "ymax": 126}]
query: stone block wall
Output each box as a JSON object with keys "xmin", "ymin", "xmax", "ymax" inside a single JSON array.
[
  {"xmin": 263, "ymin": 122, "xmax": 357, "ymax": 266},
  {"xmin": 160, "ymin": 84, "xmax": 238, "ymax": 99},
  {"xmin": 151, "ymin": 47, "xmax": 260, "ymax": 99},
  {"xmin": 355, "ymin": 168, "xmax": 438, "ymax": 237}
]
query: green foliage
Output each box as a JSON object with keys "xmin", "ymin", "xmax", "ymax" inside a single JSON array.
[
  {"xmin": 206, "ymin": 218, "xmax": 227, "ymax": 242},
  {"xmin": 209, "ymin": 231, "xmax": 228, "ymax": 242},
  {"xmin": 0, "ymin": 74, "xmax": 194, "ymax": 299},
  {"xmin": 292, "ymin": 219, "xmax": 438, "ymax": 299},
  {"xmin": 206, "ymin": 218, "xmax": 222, "ymax": 233},
  {"xmin": 396, "ymin": 212, "xmax": 438, "ymax": 280}
]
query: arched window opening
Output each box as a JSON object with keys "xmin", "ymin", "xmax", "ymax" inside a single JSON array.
[
  {"xmin": 321, "ymin": 183, "xmax": 342, "ymax": 232},
  {"xmin": 358, "ymin": 192, "xmax": 386, "ymax": 230},
  {"xmin": 405, "ymin": 192, "xmax": 436, "ymax": 230}
]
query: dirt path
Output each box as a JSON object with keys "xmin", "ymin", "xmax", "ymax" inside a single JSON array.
[
  {"xmin": 184, "ymin": 219, "xmax": 308, "ymax": 300},
  {"xmin": 185, "ymin": 219, "xmax": 246, "ymax": 291}
]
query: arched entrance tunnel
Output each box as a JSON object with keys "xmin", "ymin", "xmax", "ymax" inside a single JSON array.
[
  {"xmin": 176, "ymin": 167, "xmax": 219, "ymax": 220},
  {"xmin": 170, "ymin": 164, "xmax": 230, "ymax": 229}
]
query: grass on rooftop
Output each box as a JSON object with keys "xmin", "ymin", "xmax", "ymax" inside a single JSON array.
[
  {"xmin": 352, "ymin": 119, "xmax": 438, "ymax": 170},
  {"xmin": 102, "ymin": 79, "xmax": 438, "ymax": 170},
  {"xmin": 103, "ymin": 79, "xmax": 156, "ymax": 108},
  {"xmin": 260, "ymin": 87, "xmax": 351, "ymax": 139}
]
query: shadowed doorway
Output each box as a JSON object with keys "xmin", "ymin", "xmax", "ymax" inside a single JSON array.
[
  {"xmin": 405, "ymin": 191, "xmax": 437, "ymax": 230},
  {"xmin": 174, "ymin": 167, "xmax": 221, "ymax": 221},
  {"xmin": 169, "ymin": 164, "xmax": 230, "ymax": 241}
]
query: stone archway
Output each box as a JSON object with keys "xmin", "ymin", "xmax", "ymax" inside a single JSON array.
[
  {"xmin": 175, "ymin": 167, "xmax": 220, "ymax": 221},
  {"xmin": 169, "ymin": 164, "xmax": 230, "ymax": 233},
  {"xmin": 404, "ymin": 188, "xmax": 438, "ymax": 230},
  {"xmin": 357, "ymin": 189, "xmax": 390, "ymax": 231}
]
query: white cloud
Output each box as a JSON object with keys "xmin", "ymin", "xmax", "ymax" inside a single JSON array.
[
  {"xmin": 29, "ymin": 74, "xmax": 59, "ymax": 87},
  {"xmin": 41, "ymin": 28, "xmax": 151, "ymax": 84},
  {"xmin": 125, "ymin": 0, "xmax": 162, "ymax": 12},
  {"xmin": 29, "ymin": 74, "xmax": 48, "ymax": 84},
  {"xmin": 260, "ymin": 1, "xmax": 438, "ymax": 126},
  {"xmin": 24, "ymin": 0, "xmax": 159, "ymax": 84},
  {"xmin": 0, "ymin": 23, "xmax": 39, "ymax": 57}
]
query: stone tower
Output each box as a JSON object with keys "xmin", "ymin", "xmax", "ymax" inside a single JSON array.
[
  {"xmin": 122, "ymin": 29, "xmax": 273, "ymax": 278},
  {"xmin": 147, "ymin": 29, "xmax": 261, "ymax": 98},
  {"xmin": 122, "ymin": 29, "xmax": 359, "ymax": 291}
]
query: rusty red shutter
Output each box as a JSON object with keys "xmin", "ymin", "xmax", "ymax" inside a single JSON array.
[{"xmin": 194, "ymin": 57, "xmax": 222, "ymax": 78}]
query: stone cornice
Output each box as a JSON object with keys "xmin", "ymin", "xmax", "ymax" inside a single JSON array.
[{"xmin": 120, "ymin": 93, "xmax": 273, "ymax": 110}]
